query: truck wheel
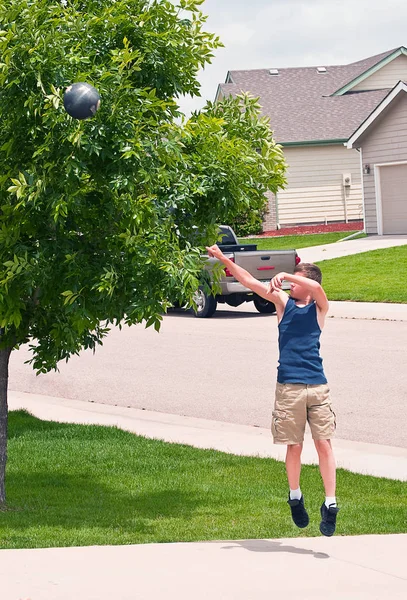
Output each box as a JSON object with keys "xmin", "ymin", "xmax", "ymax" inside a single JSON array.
[
  {"xmin": 253, "ymin": 295, "xmax": 276, "ymax": 314},
  {"xmin": 193, "ymin": 288, "xmax": 217, "ymax": 318}
]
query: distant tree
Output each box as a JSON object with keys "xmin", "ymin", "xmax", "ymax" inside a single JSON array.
[
  {"xmin": 200, "ymin": 94, "xmax": 286, "ymax": 236},
  {"xmin": 178, "ymin": 93, "xmax": 286, "ymax": 237},
  {"xmin": 0, "ymin": 0, "xmax": 286, "ymax": 503}
]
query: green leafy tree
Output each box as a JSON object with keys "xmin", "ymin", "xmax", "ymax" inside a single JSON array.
[
  {"xmin": 198, "ymin": 94, "xmax": 286, "ymax": 236},
  {"xmin": 0, "ymin": 0, "xmax": 286, "ymax": 503}
]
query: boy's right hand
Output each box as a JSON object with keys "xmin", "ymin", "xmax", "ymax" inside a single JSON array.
[{"xmin": 206, "ymin": 244, "xmax": 224, "ymax": 260}]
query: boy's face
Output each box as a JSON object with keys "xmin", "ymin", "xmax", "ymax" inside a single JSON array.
[{"xmin": 290, "ymin": 272, "xmax": 310, "ymax": 301}]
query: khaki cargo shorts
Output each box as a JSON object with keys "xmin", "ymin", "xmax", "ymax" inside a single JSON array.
[{"xmin": 271, "ymin": 382, "xmax": 336, "ymax": 445}]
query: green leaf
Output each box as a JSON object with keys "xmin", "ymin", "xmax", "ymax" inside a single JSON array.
[{"xmin": 0, "ymin": 0, "xmax": 284, "ymax": 378}]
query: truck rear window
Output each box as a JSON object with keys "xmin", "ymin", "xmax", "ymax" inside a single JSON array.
[{"xmin": 217, "ymin": 227, "xmax": 236, "ymax": 245}]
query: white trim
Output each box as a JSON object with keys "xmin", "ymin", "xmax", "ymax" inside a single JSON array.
[
  {"xmin": 334, "ymin": 47, "xmax": 407, "ymax": 96},
  {"xmin": 346, "ymin": 82, "xmax": 407, "ymax": 149},
  {"xmin": 374, "ymin": 164, "xmax": 383, "ymax": 235},
  {"xmin": 358, "ymin": 148, "xmax": 367, "ymax": 230},
  {"xmin": 374, "ymin": 160, "xmax": 407, "ymax": 235},
  {"xmin": 374, "ymin": 160, "xmax": 407, "ymax": 167}
]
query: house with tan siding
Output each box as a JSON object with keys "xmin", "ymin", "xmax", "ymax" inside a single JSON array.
[
  {"xmin": 346, "ymin": 82, "xmax": 407, "ymax": 234},
  {"xmin": 216, "ymin": 47, "xmax": 407, "ymax": 234}
]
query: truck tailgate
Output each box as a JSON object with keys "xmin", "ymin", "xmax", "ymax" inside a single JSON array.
[{"xmin": 234, "ymin": 250, "xmax": 297, "ymax": 280}]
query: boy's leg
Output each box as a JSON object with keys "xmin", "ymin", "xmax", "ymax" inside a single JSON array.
[
  {"xmin": 272, "ymin": 383, "xmax": 309, "ymax": 528},
  {"xmin": 286, "ymin": 443, "xmax": 309, "ymax": 528},
  {"xmin": 307, "ymin": 385, "xmax": 340, "ymax": 536},
  {"xmin": 314, "ymin": 438, "xmax": 339, "ymax": 536},
  {"xmin": 286, "ymin": 443, "xmax": 303, "ymax": 490},
  {"xmin": 313, "ymin": 439, "xmax": 336, "ymax": 496}
]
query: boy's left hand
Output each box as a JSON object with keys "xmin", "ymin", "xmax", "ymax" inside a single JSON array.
[{"xmin": 267, "ymin": 272, "xmax": 286, "ymax": 293}]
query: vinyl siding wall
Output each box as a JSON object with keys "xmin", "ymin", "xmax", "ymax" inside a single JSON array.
[
  {"xmin": 268, "ymin": 145, "xmax": 362, "ymax": 228},
  {"xmin": 355, "ymin": 93, "xmax": 407, "ymax": 234},
  {"xmin": 352, "ymin": 55, "xmax": 407, "ymax": 92}
]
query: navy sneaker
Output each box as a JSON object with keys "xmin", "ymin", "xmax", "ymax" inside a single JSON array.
[
  {"xmin": 287, "ymin": 494, "xmax": 309, "ymax": 528},
  {"xmin": 319, "ymin": 503, "xmax": 340, "ymax": 536}
]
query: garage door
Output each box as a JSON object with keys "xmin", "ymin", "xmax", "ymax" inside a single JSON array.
[{"xmin": 379, "ymin": 164, "xmax": 407, "ymax": 234}]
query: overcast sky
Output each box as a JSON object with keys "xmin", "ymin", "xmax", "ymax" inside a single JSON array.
[{"xmin": 178, "ymin": 0, "xmax": 407, "ymax": 116}]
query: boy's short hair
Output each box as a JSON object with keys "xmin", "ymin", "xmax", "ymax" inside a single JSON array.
[{"xmin": 294, "ymin": 262, "xmax": 322, "ymax": 284}]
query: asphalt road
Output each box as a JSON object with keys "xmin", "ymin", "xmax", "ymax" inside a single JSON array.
[{"xmin": 8, "ymin": 303, "xmax": 407, "ymax": 449}]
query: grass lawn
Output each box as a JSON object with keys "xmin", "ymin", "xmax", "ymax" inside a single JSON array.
[
  {"xmin": 319, "ymin": 246, "xmax": 407, "ymax": 303},
  {"xmin": 239, "ymin": 231, "xmax": 365, "ymax": 250},
  {"xmin": 238, "ymin": 231, "xmax": 407, "ymax": 303},
  {"xmin": 1, "ymin": 410, "xmax": 406, "ymax": 549}
]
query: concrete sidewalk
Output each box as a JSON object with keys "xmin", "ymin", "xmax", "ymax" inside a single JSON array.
[
  {"xmin": 298, "ymin": 233, "xmax": 407, "ymax": 263},
  {"xmin": 327, "ymin": 300, "xmax": 407, "ymax": 321},
  {"xmin": 2, "ymin": 534, "xmax": 406, "ymax": 600},
  {"xmin": 8, "ymin": 391, "xmax": 407, "ymax": 481},
  {"xmin": 3, "ymin": 391, "xmax": 407, "ymax": 599}
]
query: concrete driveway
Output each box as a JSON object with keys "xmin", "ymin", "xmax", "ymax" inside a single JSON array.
[{"xmin": 298, "ymin": 233, "xmax": 407, "ymax": 263}]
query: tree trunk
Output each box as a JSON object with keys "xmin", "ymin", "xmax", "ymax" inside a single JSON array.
[{"xmin": 0, "ymin": 347, "xmax": 12, "ymax": 505}]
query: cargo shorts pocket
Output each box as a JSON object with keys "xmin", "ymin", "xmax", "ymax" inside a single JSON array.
[
  {"xmin": 271, "ymin": 410, "xmax": 287, "ymax": 438},
  {"xmin": 329, "ymin": 406, "xmax": 337, "ymax": 433},
  {"xmin": 324, "ymin": 405, "xmax": 337, "ymax": 436},
  {"xmin": 310, "ymin": 404, "xmax": 337, "ymax": 439}
]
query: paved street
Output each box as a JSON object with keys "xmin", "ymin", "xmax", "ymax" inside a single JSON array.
[{"xmin": 9, "ymin": 303, "xmax": 407, "ymax": 448}]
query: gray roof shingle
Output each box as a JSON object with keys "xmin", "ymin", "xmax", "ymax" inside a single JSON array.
[{"xmin": 218, "ymin": 48, "xmax": 403, "ymax": 143}]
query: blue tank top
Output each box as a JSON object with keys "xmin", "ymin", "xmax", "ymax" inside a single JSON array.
[{"xmin": 277, "ymin": 297, "xmax": 327, "ymax": 384}]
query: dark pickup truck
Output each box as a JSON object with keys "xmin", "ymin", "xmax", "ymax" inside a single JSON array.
[{"xmin": 194, "ymin": 225, "xmax": 300, "ymax": 317}]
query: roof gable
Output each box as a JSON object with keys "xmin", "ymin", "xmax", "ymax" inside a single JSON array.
[
  {"xmin": 216, "ymin": 47, "xmax": 406, "ymax": 144},
  {"xmin": 346, "ymin": 81, "xmax": 407, "ymax": 148},
  {"xmin": 332, "ymin": 47, "xmax": 407, "ymax": 96}
]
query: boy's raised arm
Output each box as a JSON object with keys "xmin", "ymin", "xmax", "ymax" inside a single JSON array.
[
  {"xmin": 268, "ymin": 271, "xmax": 329, "ymax": 315},
  {"xmin": 206, "ymin": 245, "xmax": 287, "ymax": 309}
]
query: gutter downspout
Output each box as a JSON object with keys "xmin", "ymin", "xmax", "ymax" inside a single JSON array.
[{"xmin": 340, "ymin": 145, "xmax": 366, "ymax": 242}]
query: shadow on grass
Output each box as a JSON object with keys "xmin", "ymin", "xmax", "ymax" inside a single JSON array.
[
  {"xmin": 5, "ymin": 473, "xmax": 200, "ymax": 527},
  {"xmin": 4, "ymin": 411, "xmax": 204, "ymax": 539}
]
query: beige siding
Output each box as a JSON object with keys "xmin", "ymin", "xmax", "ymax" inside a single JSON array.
[
  {"xmin": 352, "ymin": 55, "xmax": 407, "ymax": 92},
  {"xmin": 356, "ymin": 93, "xmax": 407, "ymax": 234},
  {"xmin": 276, "ymin": 145, "xmax": 362, "ymax": 227}
]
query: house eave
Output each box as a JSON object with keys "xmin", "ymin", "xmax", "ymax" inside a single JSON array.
[
  {"xmin": 332, "ymin": 46, "xmax": 407, "ymax": 96},
  {"xmin": 346, "ymin": 81, "xmax": 407, "ymax": 149},
  {"xmin": 281, "ymin": 139, "xmax": 347, "ymax": 147}
]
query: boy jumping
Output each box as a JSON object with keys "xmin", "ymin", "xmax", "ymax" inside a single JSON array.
[{"xmin": 206, "ymin": 244, "xmax": 339, "ymax": 536}]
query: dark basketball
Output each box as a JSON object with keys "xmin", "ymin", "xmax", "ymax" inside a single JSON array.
[{"xmin": 63, "ymin": 82, "xmax": 101, "ymax": 120}]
